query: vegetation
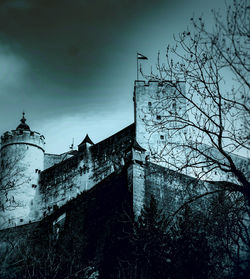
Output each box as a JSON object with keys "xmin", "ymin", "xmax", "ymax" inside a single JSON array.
[{"xmin": 98, "ymin": 195, "xmax": 249, "ymax": 279}]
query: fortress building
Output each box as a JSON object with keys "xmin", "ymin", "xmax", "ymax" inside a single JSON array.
[{"xmin": 0, "ymin": 81, "xmax": 248, "ymax": 231}]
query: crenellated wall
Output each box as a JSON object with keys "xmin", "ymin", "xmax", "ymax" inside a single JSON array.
[{"xmin": 1, "ymin": 130, "xmax": 45, "ymax": 151}]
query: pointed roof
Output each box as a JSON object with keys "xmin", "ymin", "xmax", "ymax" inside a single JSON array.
[
  {"xmin": 16, "ymin": 112, "xmax": 31, "ymax": 131},
  {"xmin": 78, "ymin": 134, "xmax": 94, "ymax": 146},
  {"xmin": 132, "ymin": 139, "xmax": 146, "ymax": 152},
  {"xmin": 125, "ymin": 139, "xmax": 146, "ymax": 153}
]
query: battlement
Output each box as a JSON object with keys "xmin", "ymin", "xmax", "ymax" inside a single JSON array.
[
  {"xmin": 1, "ymin": 129, "xmax": 45, "ymax": 152},
  {"xmin": 134, "ymin": 80, "xmax": 185, "ymax": 88},
  {"xmin": 134, "ymin": 80, "xmax": 186, "ymax": 101}
]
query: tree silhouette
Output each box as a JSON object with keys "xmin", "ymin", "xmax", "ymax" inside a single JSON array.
[
  {"xmin": 0, "ymin": 150, "xmax": 30, "ymax": 228},
  {"xmin": 144, "ymin": 0, "xmax": 250, "ymax": 204}
]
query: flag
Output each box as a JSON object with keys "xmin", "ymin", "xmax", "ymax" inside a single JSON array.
[{"xmin": 137, "ymin": 53, "xmax": 148, "ymax": 60}]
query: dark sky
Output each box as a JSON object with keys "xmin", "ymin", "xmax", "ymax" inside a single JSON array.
[{"xmin": 0, "ymin": 0, "xmax": 224, "ymax": 154}]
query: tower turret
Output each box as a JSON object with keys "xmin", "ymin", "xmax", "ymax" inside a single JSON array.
[
  {"xmin": 0, "ymin": 113, "xmax": 45, "ymax": 229},
  {"xmin": 78, "ymin": 134, "xmax": 94, "ymax": 152},
  {"xmin": 134, "ymin": 80, "xmax": 187, "ymax": 165}
]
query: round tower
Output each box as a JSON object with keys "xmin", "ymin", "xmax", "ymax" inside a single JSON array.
[{"xmin": 0, "ymin": 113, "xmax": 45, "ymax": 229}]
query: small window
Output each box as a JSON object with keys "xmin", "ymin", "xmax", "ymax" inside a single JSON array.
[
  {"xmin": 32, "ymin": 184, "xmax": 37, "ymax": 188},
  {"xmin": 156, "ymin": 115, "xmax": 161, "ymax": 120},
  {"xmin": 79, "ymin": 166, "xmax": 83, "ymax": 176},
  {"xmin": 148, "ymin": 102, "xmax": 152, "ymax": 107},
  {"xmin": 20, "ymin": 219, "xmax": 23, "ymax": 222},
  {"xmin": 160, "ymin": 135, "xmax": 164, "ymax": 140}
]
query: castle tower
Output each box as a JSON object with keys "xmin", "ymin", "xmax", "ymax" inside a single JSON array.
[
  {"xmin": 134, "ymin": 80, "xmax": 187, "ymax": 166},
  {"xmin": 0, "ymin": 113, "xmax": 45, "ymax": 229},
  {"xmin": 126, "ymin": 139, "xmax": 146, "ymax": 218}
]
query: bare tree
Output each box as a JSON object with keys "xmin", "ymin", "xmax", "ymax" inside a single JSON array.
[
  {"xmin": 144, "ymin": 0, "xmax": 250, "ymax": 204},
  {"xmin": 0, "ymin": 150, "xmax": 31, "ymax": 228}
]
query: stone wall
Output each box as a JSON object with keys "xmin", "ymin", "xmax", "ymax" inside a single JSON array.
[
  {"xmin": 133, "ymin": 80, "xmax": 249, "ymax": 184},
  {"xmin": 127, "ymin": 160, "xmax": 145, "ymax": 218},
  {"xmin": 33, "ymin": 124, "xmax": 135, "ymax": 220},
  {"xmin": 0, "ymin": 168, "xmax": 133, "ymax": 279},
  {"xmin": 134, "ymin": 80, "xmax": 186, "ymax": 165},
  {"xmin": 144, "ymin": 162, "xmax": 206, "ymax": 216},
  {"xmin": 44, "ymin": 153, "xmax": 65, "ymax": 169},
  {"xmin": 0, "ymin": 130, "xmax": 45, "ymax": 229},
  {"xmin": 44, "ymin": 151, "xmax": 77, "ymax": 169}
]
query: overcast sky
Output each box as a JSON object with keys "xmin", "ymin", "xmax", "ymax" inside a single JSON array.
[{"xmin": 0, "ymin": 0, "xmax": 225, "ymax": 154}]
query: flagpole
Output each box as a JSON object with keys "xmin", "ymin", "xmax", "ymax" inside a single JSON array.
[
  {"xmin": 136, "ymin": 53, "xmax": 138, "ymax": 80},
  {"xmin": 137, "ymin": 53, "xmax": 148, "ymax": 80}
]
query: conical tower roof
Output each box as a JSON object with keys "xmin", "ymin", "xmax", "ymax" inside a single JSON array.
[
  {"xmin": 132, "ymin": 139, "xmax": 146, "ymax": 152},
  {"xmin": 16, "ymin": 112, "xmax": 30, "ymax": 131},
  {"xmin": 79, "ymin": 134, "xmax": 94, "ymax": 146}
]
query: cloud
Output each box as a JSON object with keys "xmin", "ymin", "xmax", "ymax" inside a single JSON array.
[
  {"xmin": 0, "ymin": 0, "xmax": 165, "ymax": 86},
  {"xmin": 0, "ymin": 47, "xmax": 28, "ymax": 96},
  {"xmin": 0, "ymin": 0, "xmax": 166, "ymax": 123}
]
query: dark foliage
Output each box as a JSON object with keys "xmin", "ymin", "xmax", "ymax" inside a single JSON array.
[
  {"xmin": 99, "ymin": 195, "xmax": 230, "ymax": 279},
  {"xmin": 1, "ymin": 181, "xmax": 249, "ymax": 279}
]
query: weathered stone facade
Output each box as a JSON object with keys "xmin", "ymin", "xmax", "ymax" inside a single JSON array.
[{"xmin": 0, "ymin": 114, "xmax": 45, "ymax": 229}]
